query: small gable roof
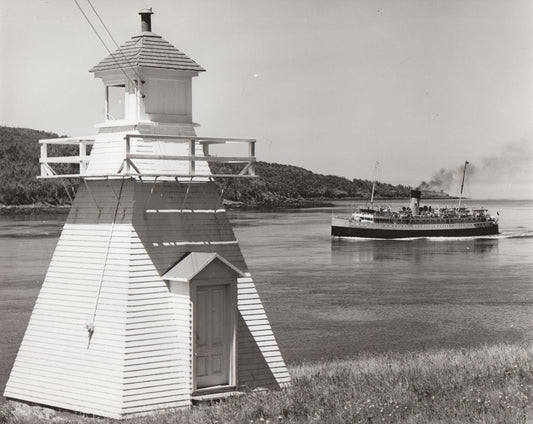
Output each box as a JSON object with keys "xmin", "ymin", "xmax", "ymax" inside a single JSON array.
[
  {"xmin": 163, "ymin": 252, "xmax": 244, "ymax": 282},
  {"xmin": 89, "ymin": 32, "xmax": 205, "ymax": 74}
]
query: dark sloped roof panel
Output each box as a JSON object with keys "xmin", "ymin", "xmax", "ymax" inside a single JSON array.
[{"xmin": 90, "ymin": 33, "xmax": 205, "ymax": 73}]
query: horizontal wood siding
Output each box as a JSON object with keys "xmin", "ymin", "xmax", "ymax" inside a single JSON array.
[
  {"xmin": 85, "ymin": 129, "xmax": 210, "ymax": 177},
  {"xmin": 132, "ymin": 181, "xmax": 248, "ymax": 275},
  {"xmin": 85, "ymin": 132, "xmax": 126, "ymax": 176},
  {"xmin": 5, "ymin": 178, "xmax": 289, "ymax": 418},
  {"xmin": 132, "ymin": 139, "xmax": 211, "ymax": 176},
  {"xmin": 3, "ymin": 179, "xmax": 192, "ymax": 418},
  {"xmin": 121, "ymin": 230, "xmax": 191, "ymax": 416},
  {"xmin": 4, "ymin": 182, "xmax": 130, "ymax": 417},
  {"xmin": 237, "ymin": 277, "xmax": 291, "ymax": 389}
]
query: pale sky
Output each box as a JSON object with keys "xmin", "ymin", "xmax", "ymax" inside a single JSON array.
[{"xmin": 1, "ymin": 0, "xmax": 532, "ymax": 198}]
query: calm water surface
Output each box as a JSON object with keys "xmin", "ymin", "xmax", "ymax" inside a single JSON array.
[
  {"xmin": 231, "ymin": 199, "xmax": 533, "ymax": 361},
  {"xmin": 0, "ymin": 199, "xmax": 532, "ymax": 391}
]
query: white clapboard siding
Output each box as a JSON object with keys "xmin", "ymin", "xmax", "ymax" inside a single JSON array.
[
  {"xmin": 237, "ymin": 277, "xmax": 291, "ymax": 388},
  {"xmin": 5, "ymin": 178, "xmax": 290, "ymax": 419},
  {"xmin": 85, "ymin": 127, "xmax": 209, "ymax": 178},
  {"xmin": 85, "ymin": 133, "xmax": 125, "ymax": 176}
]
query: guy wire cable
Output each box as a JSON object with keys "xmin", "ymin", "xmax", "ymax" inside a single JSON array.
[
  {"xmin": 85, "ymin": 0, "xmax": 144, "ymax": 83},
  {"xmin": 87, "ymin": 176, "xmax": 125, "ymax": 348},
  {"xmin": 73, "ymin": 0, "xmax": 136, "ymax": 87}
]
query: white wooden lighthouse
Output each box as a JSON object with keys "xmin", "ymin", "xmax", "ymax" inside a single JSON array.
[{"xmin": 4, "ymin": 9, "xmax": 290, "ymax": 419}]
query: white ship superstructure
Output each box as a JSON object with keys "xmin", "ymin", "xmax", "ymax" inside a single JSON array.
[{"xmin": 332, "ymin": 162, "xmax": 499, "ymax": 239}]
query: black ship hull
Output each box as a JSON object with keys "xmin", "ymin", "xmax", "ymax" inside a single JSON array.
[{"xmin": 331, "ymin": 223, "xmax": 499, "ymax": 239}]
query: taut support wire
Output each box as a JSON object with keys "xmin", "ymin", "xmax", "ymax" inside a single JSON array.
[{"xmin": 87, "ymin": 176, "xmax": 125, "ymax": 348}]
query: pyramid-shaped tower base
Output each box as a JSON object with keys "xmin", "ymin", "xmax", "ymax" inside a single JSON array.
[{"xmin": 4, "ymin": 179, "xmax": 290, "ymax": 418}]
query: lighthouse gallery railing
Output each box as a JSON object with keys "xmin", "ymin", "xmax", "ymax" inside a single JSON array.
[{"xmin": 38, "ymin": 134, "xmax": 256, "ymax": 179}]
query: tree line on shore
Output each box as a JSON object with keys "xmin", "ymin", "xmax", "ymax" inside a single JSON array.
[
  {"xmin": 210, "ymin": 162, "xmax": 413, "ymax": 207},
  {"xmin": 0, "ymin": 126, "xmax": 77, "ymax": 206},
  {"xmin": 0, "ymin": 126, "xmax": 416, "ymax": 207}
]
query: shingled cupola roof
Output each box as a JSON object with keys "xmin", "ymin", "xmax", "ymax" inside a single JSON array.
[{"xmin": 89, "ymin": 8, "xmax": 205, "ymax": 74}]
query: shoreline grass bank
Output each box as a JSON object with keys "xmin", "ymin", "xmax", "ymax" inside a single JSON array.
[{"xmin": 2, "ymin": 343, "xmax": 531, "ymax": 423}]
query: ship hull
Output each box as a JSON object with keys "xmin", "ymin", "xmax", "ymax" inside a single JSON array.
[{"xmin": 331, "ymin": 221, "xmax": 499, "ymax": 239}]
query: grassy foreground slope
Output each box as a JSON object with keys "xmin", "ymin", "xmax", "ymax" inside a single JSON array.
[
  {"xmin": 1, "ymin": 126, "xmax": 423, "ymax": 208},
  {"xmin": 2, "ymin": 343, "xmax": 531, "ymax": 423}
]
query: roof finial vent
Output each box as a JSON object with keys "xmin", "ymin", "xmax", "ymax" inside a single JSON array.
[{"xmin": 139, "ymin": 8, "xmax": 154, "ymax": 32}]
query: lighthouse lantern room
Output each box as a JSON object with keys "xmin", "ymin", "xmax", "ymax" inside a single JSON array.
[
  {"xmin": 4, "ymin": 9, "xmax": 290, "ymax": 419},
  {"xmin": 96, "ymin": 9, "xmax": 200, "ymax": 128}
]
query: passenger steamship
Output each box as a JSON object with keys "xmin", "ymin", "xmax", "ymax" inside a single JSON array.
[{"xmin": 331, "ymin": 162, "xmax": 499, "ymax": 239}]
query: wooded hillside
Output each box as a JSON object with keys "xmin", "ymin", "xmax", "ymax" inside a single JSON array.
[
  {"xmin": 0, "ymin": 126, "xmax": 420, "ymax": 207},
  {"xmin": 0, "ymin": 126, "xmax": 77, "ymax": 205},
  {"xmin": 211, "ymin": 162, "xmax": 413, "ymax": 207}
]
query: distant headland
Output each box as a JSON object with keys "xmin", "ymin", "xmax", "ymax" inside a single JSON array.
[{"xmin": 0, "ymin": 126, "xmax": 450, "ymax": 214}]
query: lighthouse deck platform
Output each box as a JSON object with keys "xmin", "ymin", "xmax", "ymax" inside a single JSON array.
[{"xmin": 39, "ymin": 134, "xmax": 257, "ymax": 180}]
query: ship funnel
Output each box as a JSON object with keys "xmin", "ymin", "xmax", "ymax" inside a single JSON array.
[{"xmin": 410, "ymin": 189, "xmax": 421, "ymax": 215}]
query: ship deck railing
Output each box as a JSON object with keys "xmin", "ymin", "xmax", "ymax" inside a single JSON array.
[
  {"xmin": 38, "ymin": 134, "xmax": 257, "ymax": 180},
  {"xmin": 335, "ymin": 215, "xmax": 493, "ymax": 225}
]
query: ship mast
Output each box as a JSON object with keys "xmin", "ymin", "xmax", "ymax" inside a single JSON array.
[
  {"xmin": 370, "ymin": 161, "xmax": 378, "ymax": 208},
  {"xmin": 458, "ymin": 160, "xmax": 469, "ymax": 209}
]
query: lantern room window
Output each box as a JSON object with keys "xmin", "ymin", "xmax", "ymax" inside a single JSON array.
[{"xmin": 105, "ymin": 84, "xmax": 126, "ymax": 120}]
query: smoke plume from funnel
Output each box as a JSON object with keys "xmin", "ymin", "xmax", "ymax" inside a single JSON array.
[
  {"xmin": 419, "ymin": 138, "xmax": 533, "ymax": 192},
  {"xmin": 419, "ymin": 167, "xmax": 460, "ymax": 192}
]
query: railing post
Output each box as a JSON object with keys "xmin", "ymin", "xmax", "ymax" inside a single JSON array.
[
  {"xmin": 248, "ymin": 141, "xmax": 256, "ymax": 176},
  {"xmin": 105, "ymin": 86, "xmax": 109, "ymax": 120},
  {"xmin": 40, "ymin": 142, "xmax": 48, "ymax": 177},
  {"xmin": 79, "ymin": 140, "xmax": 87, "ymax": 175},
  {"xmin": 189, "ymin": 140, "xmax": 195, "ymax": 175},
  {"xmin": 125, "ymin": 135, "xmax": 131, "ymax": 174}
]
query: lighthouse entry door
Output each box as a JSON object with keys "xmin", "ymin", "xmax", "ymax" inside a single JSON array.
[{"xmin": 194, "ymin": 283, "xmax": 235, "ymax": 389}]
